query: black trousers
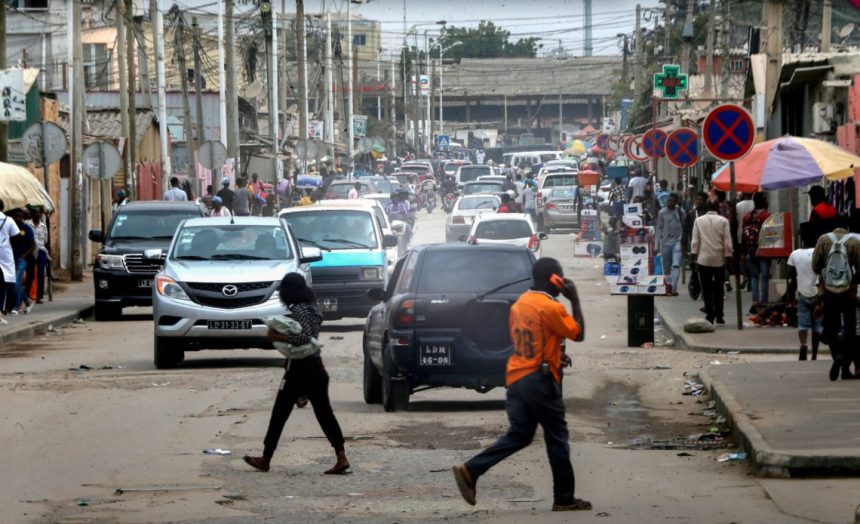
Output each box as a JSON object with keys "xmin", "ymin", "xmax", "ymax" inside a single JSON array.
[
  {"xmin": 698, "ymin": 264, "xmax": 725, "ymax": 321},
  {"xmin": 262, "ymin": 356, "xmax": 346, "ymax": 458},
  {"xmin": 822, "ymin": 293, "xmax": 858, "ymax": 371}
]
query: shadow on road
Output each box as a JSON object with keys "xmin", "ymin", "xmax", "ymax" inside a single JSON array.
[{"xmin": 178, "ymin": 355, "xmax": 285, "ymax": 369}]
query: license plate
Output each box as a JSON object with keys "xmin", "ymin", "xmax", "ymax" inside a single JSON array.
[
  {"xmin": 138, "ymin": 279, "xmax": 153, "ymax": 288},
  {"xmin": 318, "ymin": 299, "xmax": 338, "ymax": 312},
  {"xmin": 207, "ymin": 320, "xmax": 252, "ymax": 330},
  {"xmin": 419, "ymin": 344, "xmax": 452, "ymax": 366},
  {"xmin": 559, "ymin": 204, "xmax": 574, "ymax": 211}
]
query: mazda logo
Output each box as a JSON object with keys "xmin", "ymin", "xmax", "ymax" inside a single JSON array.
[{"xmin": 222, "ymin": 285, "xmax": 239, "ymax": 297}]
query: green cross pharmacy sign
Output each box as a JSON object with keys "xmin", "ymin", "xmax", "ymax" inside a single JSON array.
[{"xmin": 654, "ymin": 64, "xmax": 688, "ymax": 99}]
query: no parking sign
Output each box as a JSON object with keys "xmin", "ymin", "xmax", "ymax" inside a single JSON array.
[{"xmin": 665, "ymin": 128, "xmax": 699, "ymax": 168}]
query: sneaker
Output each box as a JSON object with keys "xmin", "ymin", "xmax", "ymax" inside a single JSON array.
[
  {"xmin": 829, "ymin": 361, "xmax": 840, "ymax": 381},
  {"xmin": 799, "ymin": 346, "xmax": 808, "ymax": 361},
  {"xmin": 716, "ymin": 317, "xmax": 726, "ymax": 325},
  {"xmin": 452, "ymin": 465, "xmax": 476, "ymax": 506},
  {"xmin": 24, "ymin": 302, "xmax": 33, "ymax": 314},
  {"xmin": 552, "ymin": 498, "xmax": 593, "ymax": 511},
  {"xmin": 10, "ymin": 310, "xmax": 18, "ymax": 315},
  {"xmin": 0, "ymin": 317, "xmax": 7, "ymax": 326}
]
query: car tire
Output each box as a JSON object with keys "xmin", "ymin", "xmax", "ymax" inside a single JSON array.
[
  {"xmin": 154, "ymin": 336, "xmax": 184, "ymax": 369},
  {"xmin": 382, "ymin": 347, "xmax": 409, "ymax": 412},
  {"xmin": 94, "ymin": 303, "xmax": 120, "ymax": 321},
  {"xmin": 363, "ymin": 340, "xmax": 383, "ymax": 404}
]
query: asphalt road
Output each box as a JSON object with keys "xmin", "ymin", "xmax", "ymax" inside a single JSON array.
[{"xmin": 2, "ymin": 209, "xmax": 859, "ymax": 523}]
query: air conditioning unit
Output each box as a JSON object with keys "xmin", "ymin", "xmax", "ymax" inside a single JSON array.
[{"xmin": 813, "ymin": 102, "xmax": 834, "ymax": 134}]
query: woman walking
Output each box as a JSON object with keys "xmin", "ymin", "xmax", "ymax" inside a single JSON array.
[{"xmin": 244, "ymin": 273, "xmax": 350, "ymax": 474}]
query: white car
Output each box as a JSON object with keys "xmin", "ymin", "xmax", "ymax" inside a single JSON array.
[
  {"xmin": 445, "ymin": 194, "xmax": 500, "ymax": 243},
  {"xmin": 465, "ymin": 214, "xmax": 547, "ymax": 257}
]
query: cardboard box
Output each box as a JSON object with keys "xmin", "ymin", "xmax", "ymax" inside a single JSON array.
[
  {"xmin": 573, "ymin": 240, "xmax": 602, "ymax": 257},
  {"xmin": 622, "ymin": 215, "xmax": 644, "ymax": 228},
  {"xmin": 604, "ymin": 274, "xmax": 620, "ymax": 285},
  {"xmin": 621, "ymin": 243, "xmax": 650, "ymax": 258},
  {"xmin": 620, "ymin": 257, "xmax": 648, "ymax": 269},
  {"xmin": 637, "ymin": 285, "xmax": 667, "ymax": 295},
  {"xmin": 624, "ymin": 203, "xmax": 643, "ymax": 217},
  {"xmin": 610, "ymin": 284, "xmax": 638, "ymax": 295},
  {"xmin": 637, "ymin": 275, "xmax": 666, "ymax": 287}
]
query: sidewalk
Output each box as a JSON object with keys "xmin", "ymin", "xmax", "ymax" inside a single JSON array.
[
  {"xmin": 655, "ymin": 284, "xmax": 798, "ymax": 353},
  {"xmin": 0, "ymin": 274, "xmax": 94, "ymax": 347},
  {"xmin": 701, "ymin": 361, "xmax": 860, "ymax": 477}
]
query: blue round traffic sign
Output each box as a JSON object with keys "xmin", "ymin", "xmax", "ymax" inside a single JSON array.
[
  {"xmin": 702, "ymin": 104, "xmax": 754, "ymax": 161},
  {"xmin": 642, "ymin": 129, "xmax": 668, "ymax": 159},
  {"xmin": 665, "ymin": 128, "xmax": 699, "ymax": 168}
]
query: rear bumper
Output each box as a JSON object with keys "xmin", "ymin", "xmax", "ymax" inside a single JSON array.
[{"xmin": 445, "ymin": 224, "xmax": 471, "ymax": 241}]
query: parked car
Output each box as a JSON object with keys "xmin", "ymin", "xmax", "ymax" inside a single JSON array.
[
  {"xmin": 536, "ymin": 172, "xmax": 580, "ymax": 231},
  {"xmin": 324, "ymin": 180, "xmax": 379, "ymax": 199},
  {"xmin": 464, "ymin": 214, "xmax": 547, "ymax": 257},
  {"xmin": 462, "ymin": 180, "xmax": 505, "ymax": 196},
  {"xmin": 445, "ymin": 194, "xmax": 500, "ymax": 242},
  {"xmin": 541, "ymin": 187, "xmax": 581, "ymax": 231},
  {"xmin": 279, "ymin": 204, "xmax": 399, "ymax": 319},
  {"xmin": 88, "ymin": 201, "xmax": 207, "ymax": 321},
  {"xmin": 363, "ymin": 244, "xmax": 537, "ymax": 411},
  {"xmin": 151, "ymin": 217, "xmax": 322, "ymax": 368},
  {"xmin": 455, "ymin": 165, "xmax": 494, "ymax": 187}
]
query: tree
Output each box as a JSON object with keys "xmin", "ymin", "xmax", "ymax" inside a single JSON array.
[{"xmin": 432, "ymin": 21, "xmax": 542, "ymax": 62}]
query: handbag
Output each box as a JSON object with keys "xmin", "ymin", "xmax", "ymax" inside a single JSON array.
[{"xmin": 688, "ymin": 265, "xmax": 701, "ymax": 300}]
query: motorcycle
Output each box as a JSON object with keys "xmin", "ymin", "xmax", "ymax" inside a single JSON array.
[
  {"xmin": 442, "ymin": 192, "xmax": 458, "ymax": 213},
  {"xmin": 419, "ymin": 187, "xmax": 437, "ymax": 213}
]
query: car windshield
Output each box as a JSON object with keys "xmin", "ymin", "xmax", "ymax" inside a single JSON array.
[
  {"xmin": 458, "ymin": 166, "xmax": 493, "ymax": 183},
  {"xmin": 464, "ymin": 182, "xmax": 503, "ymax": 195},
  {"xmin": 109, "ymin": 210, "xmax": 200, "ymax": 240},
  {"xmin": 474, "ymin": 220, "xmax": 533, "ymax": 240},
  {"xmin": 543, "ymin": 175, "xmax": 578, "ymax": 187},
  {"xmin": 282, "ymin": 209, "xmax": 378, "ymax": 250},
  {"xmin": 370, "ymin": 178, "xmax": 393, "ymax": 193},
  {"xmin": 417, "ymin": 250, "xmax": 533, "ymax": 294},
  {"xmin": 548, "ymin": 188, "xmax": 578, "ymax": 199},
  {"xmin": 171, "ymin": 224, "xmax": 292, "ymax": 260},
  {"xmin": 458, "ymin": 196, "xmax": 499, "ymax": 211}
]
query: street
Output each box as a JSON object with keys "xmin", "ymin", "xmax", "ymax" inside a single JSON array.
[{"xmin": 2, "ymin": 210, "xmax": 859, "ymax": 524}]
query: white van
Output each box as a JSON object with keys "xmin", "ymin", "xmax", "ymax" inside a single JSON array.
[{"xmin": 510, "ymin": 151, "xmax": 563, "ymax": 175}]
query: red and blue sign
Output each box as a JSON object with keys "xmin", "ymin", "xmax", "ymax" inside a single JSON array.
[
  {"xmin": 702, "ymin": 104, "xmax": 755, "ymax": 161},
  {"xmin": 596, "ymin": 133, "xmax": 610, "ymax": 149},
  {"xmin": 665, "ymin": 128, "xmax": 699, "ymax": 168},
  {"xmin": 642, "ymin": 129, "xmax": 668, "ymax": 159}
]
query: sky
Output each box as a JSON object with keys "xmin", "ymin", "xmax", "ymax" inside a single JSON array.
[{"xmin": 182, "ymin": 0, "xmax": 661, "ymax": 58}]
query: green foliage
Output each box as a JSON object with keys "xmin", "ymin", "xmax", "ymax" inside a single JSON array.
[{"xmin": 432, "ymin": 21, "xmax": 542, "ymax": 61}]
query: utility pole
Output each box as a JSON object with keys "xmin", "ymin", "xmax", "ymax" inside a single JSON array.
[
  {"xmin": 347, "ymin": 0, "xmax": 354, "ymax": 175},
  {"xmin": 125, "ymin": 0, "xmax": 137, "ymax": 198},
  {"xmin": 192, "ymin": 17, "xmax": 206, "ymax": 145},
  {"xmin": 136, "ymin": 17, "xmax": 151, "ymax": 109},
  {"xmin": 763, "ymin": 0, "xmax": 782, "ymax": 120},
  {"xmin": 279, "ymin": 0, "xmax": 288, "ymax": 147},
  {"xmin": 620, "ymin": 34, "xmax": 629, "ymax": 86},
  {"xmin": 218, "ymin": 0, "xmax": 227, "ymax": 160},
  {"xmin": 353, "ymin": 46, "xmax": 360, "ymax": 130},
  {"xmin": 296, "ymin": 0, "xmax": 308, "ymax": 140},
  {"xmin": 704, "ymin": 0, "xmax": 716, "ymax": 93},
  {"xmin": 152, "ymin": 0, "xmax": 171, "ymax": 185},
  {"xmin": 391, "ymin": 54, "xmax": 397, "ymax": 157},
  {"xmin": 719, "ymin": 0, "xmax": 730, "ymax": 99},
  {"xmin": 377, "ymin": 49, "xmax": 382, "ymax": 120},
  {"xmin": 430, "ymin": 56, "xmax": 435, "ymax": 149},
  {"xmin": 681, "ymin": 0, "xmax": 694, "ymax": 74},
  {"xmin": 0, "ymin": 3, "xmax": 6, "ymax": 162},
  {"xmin": 325, "ymin": 13, "xmax": 334, "ymax": 153},
  {"xmin": 69, "ymin": 0, "xmax": 85, "ymax": 280},
  {"xmin": 412, "ymin": 31, "xmax": 419, "ymax": 150},
  {"xmin": 633, "ymin": 4, "xmax": 643, "ymax": 95},
  {"xmin": 225, "ymin": 0, "xmax": 240, "ymax": 174},
  {"xmin": 175, "ymin": 15, "xmax": 197, "ymax": 187},
  {"xmin": 821, "ymin": 0, "xmax": 831, "ymax": 52},
  {"xmin": 270, "ymin": 1, "xmax": 280, "ymax": 185},
  {"xmin": 117, "ymin": 0, "xmax": 132, "ymax": 195},
  {"xmin": 663, "ymin": 3, "xmax": 671, "ymax": 61}
]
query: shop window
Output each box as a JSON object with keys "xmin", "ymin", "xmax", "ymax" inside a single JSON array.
[{"xmin": 353, "ymin": 34, "xmax": 367, "ymax": 46}]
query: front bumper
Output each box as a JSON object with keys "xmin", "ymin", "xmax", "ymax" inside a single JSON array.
[
  {"xmin": 93, "ymin": 268, "xmax": 156, "ymax": 307},
  {"xmin": 313, "ymin": 281, "xmax": 383, "ymax": 319}
]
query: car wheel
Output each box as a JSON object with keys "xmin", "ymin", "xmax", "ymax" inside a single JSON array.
[
  {"xmin": 382, "ymin": 346, "xmax": 409, "ymax": 412},
  {"xmin": 363, "ymin": 339, "xmax": 383, "ymax": 404},
  {"xmin": 94, "ymin": 303, "xmax": 120, "ymax": 321},
  {"xmin": 153, "ymin": 336, "xmax": 184, "ymax": 369}
]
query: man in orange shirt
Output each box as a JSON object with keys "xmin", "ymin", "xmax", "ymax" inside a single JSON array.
[{"xmin": 452, "ymin": 258, "xmax": 590, "ymax": 512}]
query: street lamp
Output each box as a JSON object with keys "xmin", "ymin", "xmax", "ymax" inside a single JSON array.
[{"xmin": 438, "ymin": 41, "xmax": 462, "ymax": 141}]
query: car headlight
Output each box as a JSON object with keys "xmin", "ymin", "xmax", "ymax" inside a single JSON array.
[
  {"xmin": 155, "ymin": 275, "xmax": 190, "ymax": 301},
  {"xmin": 361, "ymin": 267, "xmax": 381, "ymax": 280},
  {"xmin": 96, "ymin": 254, "xmax": 125, "ymax": 270}
]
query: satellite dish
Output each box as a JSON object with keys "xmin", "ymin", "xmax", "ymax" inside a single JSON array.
[
  {"xmin": 245, "ymin": 81, "xmax": 264, "ymax": 100},
  {"xmin": 839, "ymin": 23, "xmax": 855, "ymax": 39}
]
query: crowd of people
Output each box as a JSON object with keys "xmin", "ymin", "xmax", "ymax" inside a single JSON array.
[{"xmin": 0, "ymin": 200, "xmax": 49, "ymax": 324}]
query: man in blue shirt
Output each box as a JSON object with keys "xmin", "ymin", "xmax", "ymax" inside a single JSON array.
[{"xmin": 9, "ymin": 208, "xmax": 35, "ymax": 314}]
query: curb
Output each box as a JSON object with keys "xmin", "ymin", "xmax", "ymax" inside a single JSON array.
[
  {"xmin": 0, "ymin": 305, "xmax": 94, "ymax": 347},
  {"xmin": 655, "ymin": 300, "xmax": 795, "ymax": 354},
  {"xmin": 700, "ymin": 369, "xmax": 860, "ymax": 477}
]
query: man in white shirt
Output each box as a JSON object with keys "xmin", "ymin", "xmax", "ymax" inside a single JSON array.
[
  {"xmin": 691, "ymin": 200, "xmax": 733, "ymax": 325},
  {"xmin": 0, "ymin": 199, "xmax": 21, "ymax": 323},
  {"xmin": 787, "ymin": 233, "xmax": 821, "ymax": 361},
  {"xmin": 163, "ymin": 177, "xmax": 189, "ymax": 201},
  {"xmin": 210, "ymin": 196, "xmax": 232, "ymax": 217},
  {"xmin": 347, "ymin": 182, "xmax": 361, "ymax": 200},
  {"xmin": 627, "ymin": 170, "xmax": 649, "ymax": 201}
]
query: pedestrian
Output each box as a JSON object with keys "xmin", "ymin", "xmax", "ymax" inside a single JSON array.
[
  {"xmin": 0, "ymin": 199, "xmax": 21, "ymax": 323},
  {"xmin": 608, "ymin": 177, "xmax": 626, "ymax": 219},
  {"xmin": 250, "ymin": 173, "xmax": 264, "ymax": 215},
  {"xmin": 655, "ymin": 179, "xmax": 671, "ymax": 210},
  {"xmin": 497, "ymin": 193, "xmax": 515, "ymax": 213},
  {"xmin": 522, "ymin": 179, "xmax": 537, "ymax": 219},
  {"xmin": 735, "ymin": 193, "xmax": 755, "ymax": 289},
  {"xmin": 691, "ymin": 200, "xmax": 733, "ymax": 324},
  {"xmin": 656, "ymin": 193, "xmax": 684, "ymax": 295},
  {"xmin": 299, "ymin": 189, "xmax": 314, "ymax": 206},
  {"xmin": 243, "ymin": 273, "xmax": 350, "ymax": 474},
  {"xmin": 210, "ymin": 196, "xmax": 232, "ymax": 217},
  {"xmin": 9, "ymin": 209, "xmax": 35, "ymax": 315},
  {"xmin": 812, "ymin": 217, "xmax": 860, "ymax": 381},
  {"xmin": 112, "ymin": 189, "xmax": 129, "ymax": 212},
  {"xmin": 502, "ymin": 175, "xmax": 517, "ymax": 195},
  {"xmin": 201, "ymin": 184, "xmax": 215, "ymax": 211},
  {"xmin": 806, "ymin": 185, "xmax": 838, "ymax": 241},
  {"xmin": 348, "ymin": 181, "xmax": 361, "ymax": 200},
  {"xmin": 452, "ymin": 257, "xmax": 590, "ymax": 512},
  {"xmin": 683, "ymin": 191, "xmax": 707, "ymax": 261},
  {"xmin": 163, "ymin": 177, "xmax": 189, "ymax": 201},
  {"xmin": 640, "ymin": 183, "xmax": 657, "ymax": 225},
  {"xmin": 788, "ymin": 230, "xmax": 823, "ymax": 361},
  {"xmin": 24, "ymin": 207, "xmax": 49, "ymax": 305},
  {"xmin": 742, "ymin": 192, "xmax": 771, "ymax": 311},
  {"xmin": 216, "ymin": 177, "xmax": 235, "ymax": 213},
  {"xmin": 233, "ymin": 177, "xmax": 252, "ymax": 217},
  {"xmin": 627, "ymin": 169, "xmax": 648, "ymax": 201},
  {"xmin": 602, "ymin": 216, "xmax": 620, "ymax": 262}
]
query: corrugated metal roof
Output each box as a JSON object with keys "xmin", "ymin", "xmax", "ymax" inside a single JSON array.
[
  {"xmin": 440, "ymin": 56, "xmax": 623, "ymax": 98},
  {"xmin": 57, "ymin": 107, "xmax": 156, "ymax": 145}
]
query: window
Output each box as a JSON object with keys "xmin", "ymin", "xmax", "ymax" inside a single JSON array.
[
  {"xmin": 474, "ymin": 220, "xmax": 534, "ymax": 240},
  {"xmin": 283, "ymin": 210, "xmax": 378, "ymax": 250},
  {"xmin": 83, "ymin": 43, "xmax": 111, "ymax": 90},
  {"xmin": 353, "ymin": 34, "xmax": 367, "ymax": 46},
  {"xmin": 109, "ymin": 210, "xmax": 202, "ymax": 241},
  {"xmin": 172, "ymin": 225, "xmax": 292, "ymax": 261},
  {"xmin": 15, "ymin": 0, "xmax": 48, "ymax": 9},
  {"xmin": 417, "ymin": 250, "xmax": 533, "ymax": 294},
  {"xmin": 394, "ymin": 252, "xmax": 418, "ymax": 294}
]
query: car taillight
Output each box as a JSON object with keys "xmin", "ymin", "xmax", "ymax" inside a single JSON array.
[
  {"xmin": 528, "ymin": 234, "xmax": 540, "ymax": 251},
  {"xmin": 397, "ymin": 299, "xmax": 416, "ymax": 324},
  {"xmin": 536, "ymin": 192, "xmax": 543, "ymax": 205},
  {"xmin": 546, "ymin": 202, "xmax": 557, "ymax": 210},
  {"xmin": 452, "ymin": 216, "xmax": 465, "ymax": 224}
]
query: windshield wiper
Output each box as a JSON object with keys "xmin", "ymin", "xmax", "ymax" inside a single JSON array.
[
  {"xmin": 175, "ymin": 255, "xmax": 210, "ymax": 260},
  {"xmin": 210, "ymin": 253, "xmax": 270, "ymax": 260},
  {"xmin": 322, "ymin": 238, "xmax": 373, "ymax": 249},
  {"xmin": 296, "ymin": 238, "xmax": 332, "ymax": 251},
  {"xmin": 475, "ymin": 277, "xmax": 532, "ymax": 300}
]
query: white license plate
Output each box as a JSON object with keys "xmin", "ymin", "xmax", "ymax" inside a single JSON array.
[
  {"xmin": 138, "ymin": 279, "xmax": 153, "ymax": 288},
  {"xmin": 419, "ymin": 344, "xmax": 452, "ymax": 366},
  {"xmin": 318, "ymin": 299, "xmax": 338, "ymax": 312},
  {"xmin": 207, "ymin": 320, "xmax": 252, "ymax": 330}
]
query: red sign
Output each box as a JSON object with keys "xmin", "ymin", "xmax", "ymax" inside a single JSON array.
[
  {"xmin": 665, "ymin": 128, "xmax": 699, "ymax": 168},
  {"xmin": 702, "ymin": 104, "xmax": 755, "ymax": 161},
  {"xmin": 625, "ymin": 134, "xmax": 649, "ymax": 162},
  {"xmin": 642, "ymin": 129, "xmax": 668, "ymax": 158},
  {"xmin": 607, "ymin": 135, "xmax": 621, "ymax": 152}
]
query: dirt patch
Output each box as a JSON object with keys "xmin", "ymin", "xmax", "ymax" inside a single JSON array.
[{"xmin": 385, "ymin": 423, "xmax": 502, "ymax": 450}]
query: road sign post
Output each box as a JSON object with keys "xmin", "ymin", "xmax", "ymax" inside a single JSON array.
[
  {"xmin": 665, "ymin": 128, "xmax": 699, "ymax": 168},
  {"xmin": 437, "ymin": 134, "xmax": 450, "ymax": 149},
  {"xmin": 83, "ymin": 141, "xmax": 121, "ymax": 237}
]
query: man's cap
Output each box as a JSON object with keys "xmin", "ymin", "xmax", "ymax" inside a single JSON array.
[
  {"xmin": 212, "ymin": 196, "xmax": 223, "ymax": 204},
  {"xmin": 221, "ymin": 177, "xmax": 230, "ymax": 186}
]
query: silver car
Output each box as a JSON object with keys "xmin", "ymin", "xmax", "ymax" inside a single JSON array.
[{"xmin": 151, "ymin": 217, "xmax": 322, "ymax": 368}]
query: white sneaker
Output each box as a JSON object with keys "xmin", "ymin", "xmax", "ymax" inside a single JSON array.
[
  {"xmin": 0, "ymin": 317, "xmax": 8, "ymax": 325},
  {"xmin": 24, "ymin": 303, "xmax": 33, "ymax": 314},
  {"xmin": 10, "ymin": 310, "xmax": 18, "ymax": 315}
]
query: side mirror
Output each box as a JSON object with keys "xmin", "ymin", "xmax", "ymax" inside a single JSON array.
[
  {"xmin": 539, "ymin": 232, "xmax": 549, "ymax": 240},
  {"xmin": 382, "ymin": 234, "xmax": 399, "ymax": 248},
  {"xmin": 144, "ymin": 248, "xmax": 163, "ymax": 261},
  {"xmin": 458, "ymin": 235, "xmax": 468, "ymax": 242},
  {"xmin": 300, "ymin": 246, "xmax": 323, "ymax": 264},
  {"xmin": 88, "ymin": 229, "xmax": 104, "ymax": 243},
  {"xmin": 367, "ymin": 287, "xmax": 385, "ymax": 302}
]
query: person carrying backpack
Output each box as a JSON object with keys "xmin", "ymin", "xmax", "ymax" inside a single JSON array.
[
  {"xmin": 812, "ymin": 218, "xmax": 860, "ymax": 381},
  {"xmin": 742, "ymin": 193, "xmax": 770, "ymax": 311}
]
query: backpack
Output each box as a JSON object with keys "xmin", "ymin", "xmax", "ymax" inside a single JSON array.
[
  {"xmin": 823, "ymin": 233, "xmax": 854, "ymax": 294},
  {"xmin": 742, "ymin": 210, "xmax": 766, "ymax": 254}
]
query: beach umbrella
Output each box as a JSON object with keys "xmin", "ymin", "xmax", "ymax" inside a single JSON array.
[
  {"xmin": 711, "ymin": 136, "xmax": 860, "ymax": 192},
  {"xmin": 0, "ymin": 162, "xmax": 55, "ymax": 212},
  {"xmin": 564, "ymin": 139, "xmax": 591, "ymax": 156}
]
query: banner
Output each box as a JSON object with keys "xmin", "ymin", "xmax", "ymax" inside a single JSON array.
[
  {"xmin": 0, "ymin": 70, "xmax": 27, "ymax": 121},
  {"xmin": 352, "ymin": 115, "xmax": 368, "ymax": 138},
  {"xmin": 308, "ymin": 120, "xmax": 323, "ymax": 140}
]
